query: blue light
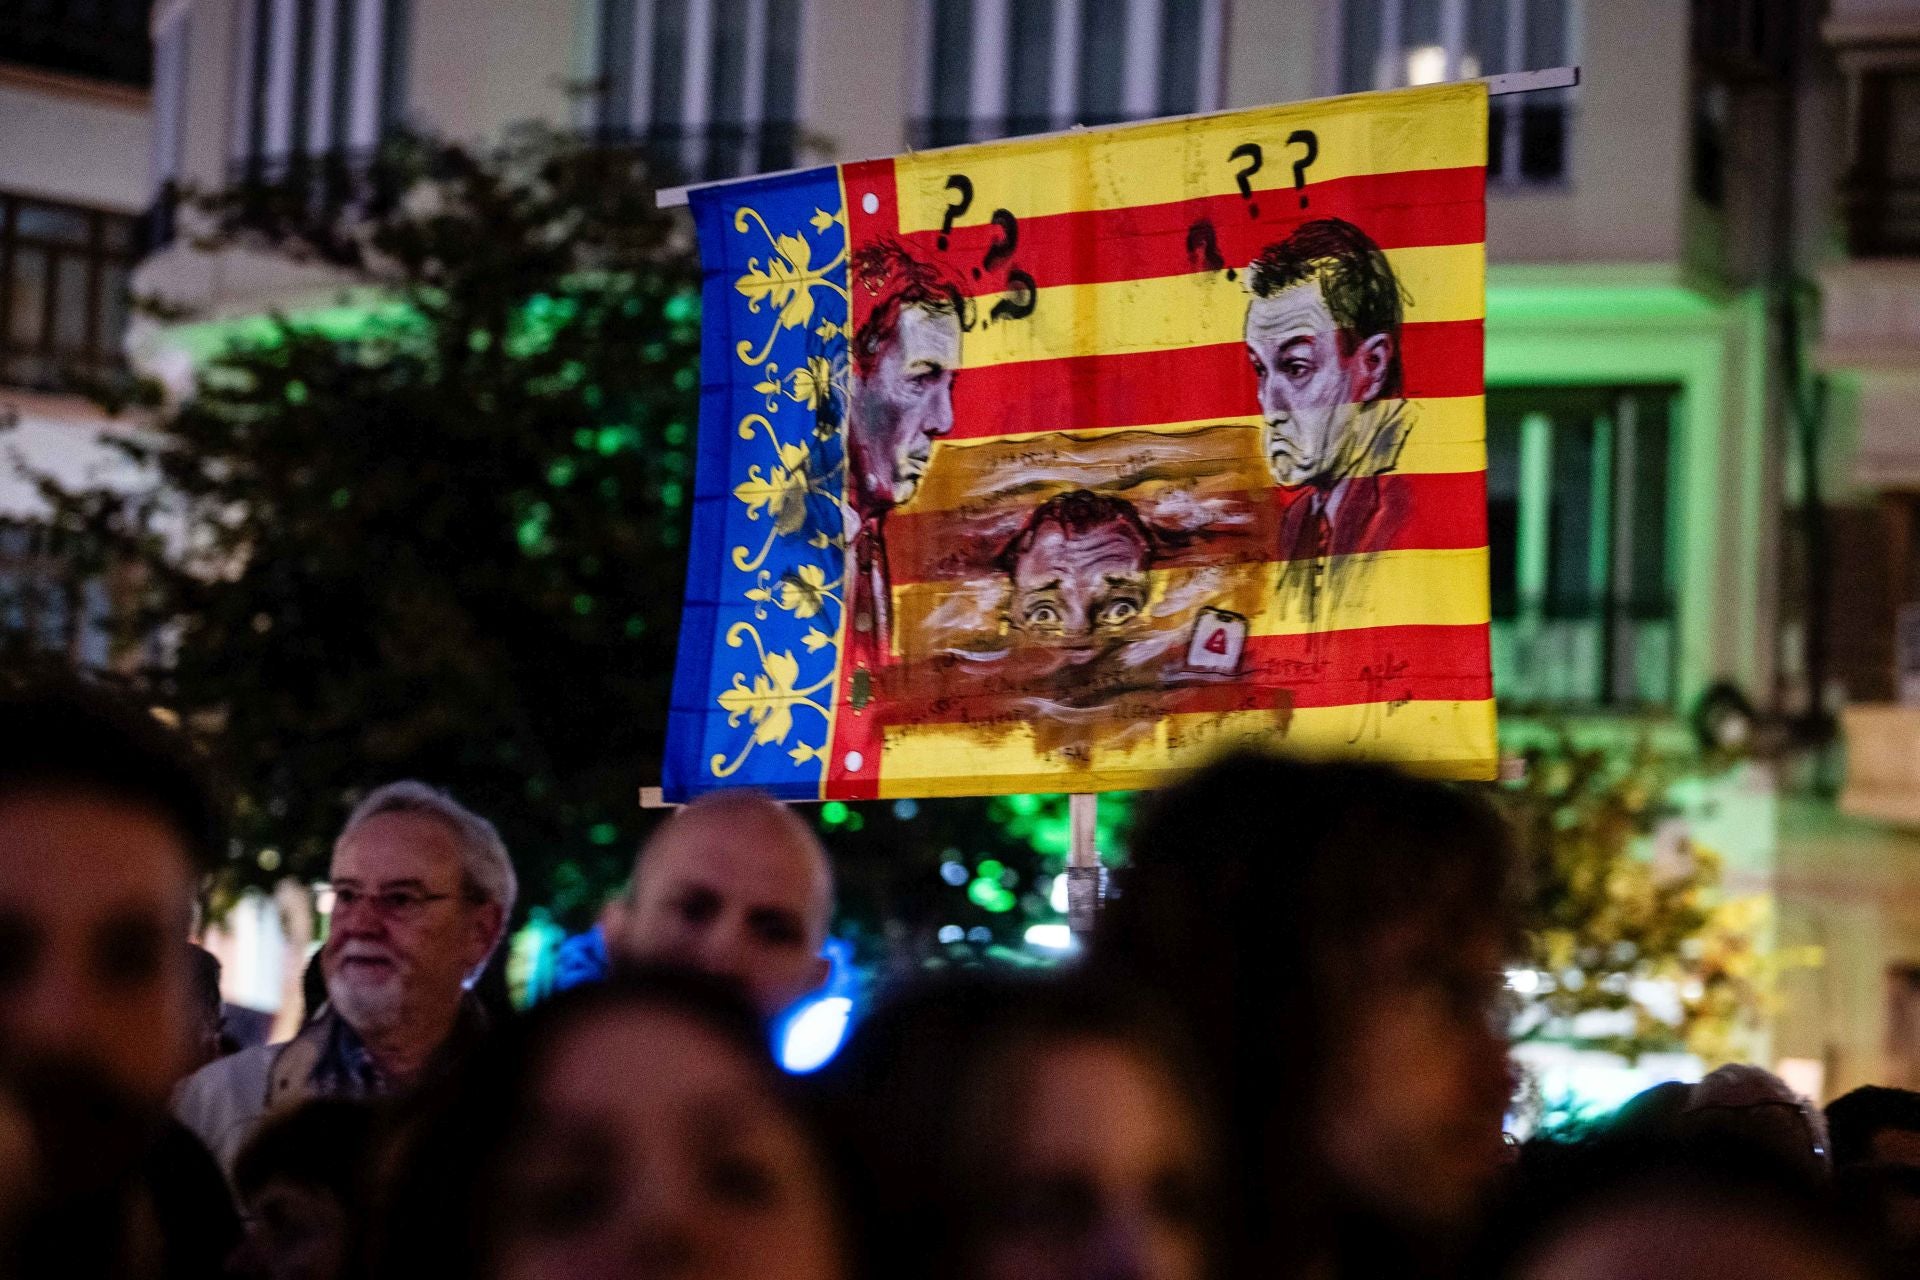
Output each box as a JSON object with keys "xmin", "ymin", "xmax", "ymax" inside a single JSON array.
[
  {"xmin": 892, "ymin": 798, "xmax": 920, "ymax": 821},
  {"xmin": 939, "ymin": 860, "xmax": 969, "ymax": 886},
  {"xmin": 779, "ymin": 996, "xmax": 854, "ymax": 1073}
]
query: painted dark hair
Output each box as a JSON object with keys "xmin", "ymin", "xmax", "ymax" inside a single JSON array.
[
  {"xmin": 850, "ymin": 238, "xmax": 964, "ymax": 375},
  {"xmin": 1246, "ymin": 217, "xmax": 1405, "ymax": 398},
  {"xmin": 995, "ymin": 488, "xmax": 1156, "ymax": 574}
]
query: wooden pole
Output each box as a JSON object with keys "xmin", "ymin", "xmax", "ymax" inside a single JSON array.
[{"xmin": 1067, "ymin": 792, "xmax": 1101, "ymax": 938}]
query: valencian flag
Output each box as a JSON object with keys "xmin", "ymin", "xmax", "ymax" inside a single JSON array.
[{"xmin": 664, "ymin": 81, "xmax": 1495, "ymax": 801}]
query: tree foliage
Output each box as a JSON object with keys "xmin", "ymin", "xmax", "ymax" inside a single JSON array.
[
  {"xmin": 1497, "ymin": 737, "xmax": 1815, "ymax": 1065},
  {"xmin": 6, "ymin": 128, "xmax": 703, "ymax": 919}
]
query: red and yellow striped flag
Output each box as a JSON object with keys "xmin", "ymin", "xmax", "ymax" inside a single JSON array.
[{"xmin": 666, "ymin": 82, "xmax": 1493, "ymax": 802}]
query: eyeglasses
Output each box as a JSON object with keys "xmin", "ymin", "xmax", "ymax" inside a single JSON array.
[{"xmin": 330, "ymin": 887, "xmax": 460, "ymax": 922}]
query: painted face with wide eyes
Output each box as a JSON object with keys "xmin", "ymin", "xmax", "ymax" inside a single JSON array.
[
  {"xmin": 1245, "ymin": 279, "xmax": 1394, "ymax": 487},
  {"xmin": 1009, "ymin": 517, "xmax": 1152, "ymax": 656}
]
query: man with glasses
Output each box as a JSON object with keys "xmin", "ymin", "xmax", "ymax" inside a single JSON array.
[{"xmin": 176, "ymin": 781, "xmax": 515, "ymax": 1175}]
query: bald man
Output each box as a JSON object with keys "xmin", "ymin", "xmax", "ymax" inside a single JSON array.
[{"xmin": 606, "ymin": 790, "xmax": 835, "ymax": 1020}]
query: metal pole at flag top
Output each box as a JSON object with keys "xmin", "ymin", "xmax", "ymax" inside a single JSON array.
[{"xmin": 654, "ymin": 67, "xmax": 1581, "ymax": 210}]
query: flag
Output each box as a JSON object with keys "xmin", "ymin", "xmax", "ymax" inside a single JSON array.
[{"xmin": 665, "ymin": 81, "xmax": 1494, "ymax": 802}]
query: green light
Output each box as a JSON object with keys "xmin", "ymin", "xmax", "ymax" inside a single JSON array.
[
  {"xmin": 624, "ymin": 615, "xmax": 646, "ymax": 637},
  {"xmin": 588, "ymin": 822, "xmax": 618, "ymax": 845},
  {"xmin": 1030, "ymin": 818, "xmax": 1071, "ymax": 857},
  {"xmin": 516, "ymin": 501, "xmax": 552, "ymax": 554},
  {"xmin": 330, "ymin": 488, "xmax": 351, "ymax": 510},
  {"xmin": 1008, "ymin": 794, "xmax": 1041, "ymax": 816},
  {"xmin": 673, "ymin": 367, "xmax": 696, "ymax": 392},
  {"xmin": 573, "ymin": 429, "xmax": 593, "ymax": 449},
  {"xmin": 661, "ymin": 481, "xmax": 684, "ymax": 509},
  {"xmin": 665, "ymin": 422, "xmax": 689, "ymax": 446},
  {"xmin": 572, "ymin": 594, "xmax": 594, "ymax": 615},
  {"xmin": 285, "ymin": 380, "xmax": 307, "ymax": 404},
  {"xmin": 968, "ymin": 879, "xmax": 1017, "ymax": 913},
  {"xmin": 978, "ymin": 859, "xmax": 1004, "ymax": 880},
  {"xmin": 547, "ymin": 458, "xmax": 576, "ymax": 487},
  {"xmin": 821, "ymin": 801, "xmax": 849, "ymax": 826},
  {"xmin": 664, "ymin": 292, "xmax": 698, "ymax": 324},
  {"xmin": 469, "ymin": 329, "xmax": 492, "ymax": 352}
]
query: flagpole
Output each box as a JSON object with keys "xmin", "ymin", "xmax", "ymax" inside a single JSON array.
[
  {"xmin": 653, "ymin": 67, "xmax": 1580, "ymax": 209},
  {"xmin": 1067, "ymin": 792, "xmax": 1101, "ymax": 939}
]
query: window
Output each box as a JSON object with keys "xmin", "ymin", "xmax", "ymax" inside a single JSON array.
[
  {"xmin": 1486, "ymin": 387, "xmax": 1676, "ymax": 708},
  {"xmin": 0, "ymin": 193, "xmax": 136, "ymax": 392},
  {"xmin": 0, "ymin": 520, "xmax": 116, "ymax": 671},
  {"xmin": 912, "ymin": 0, "xmax": 1225, "ymax": 148},
  {"xmin": 593, "ymin": 0, "xmax": 803, "ymax": 183},
  {"xmin": 231, "ymin": 0, "xmax": 411, "ymax": 181},
  {"xmin": 1847, "ymin": 69, "xmax": 1920, "ymax": 257},
  {"xmin": 0, "ymin": 0, "xmax": 152, "ymax": 86},
  {"xmin": 1340, "ymin": 0, "xmax": 1572, "ymax": 184}
]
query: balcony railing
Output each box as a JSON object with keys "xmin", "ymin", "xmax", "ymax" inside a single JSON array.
[
  {"xmin": 140, "ymin": 124, "xmax": 805, "ymax": 258},
  {"xmin": 1845, "ymin": 176, "xmax": 1920, "ymax": 259},
  {"xmin": 585, "ymin": 122, "xmax": 803, "ymax": 187}
]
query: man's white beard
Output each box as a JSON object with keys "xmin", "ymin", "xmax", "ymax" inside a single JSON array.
[{"xmin": 328, "ymin": 972, "xmax": 409, "ymax": 1038}]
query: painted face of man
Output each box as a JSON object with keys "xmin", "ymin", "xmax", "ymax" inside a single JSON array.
[
  {"xmin": 849, "ymin": 303, "xmax": 961, "ymax": 511},
  {"xmin": 1009, "ymin": 515, "xmax": 1151, "ymax": 654},
  {"xmin": 1245, "ymin": 279, "xmax": 1395, "ymax": 488}
]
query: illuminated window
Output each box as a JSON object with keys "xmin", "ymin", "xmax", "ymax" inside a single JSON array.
[
  {"xmin": 1486, "ymin": 387, "xmax": 1677, "ymax": 708},
  {"xmin": 0, "ymin": 193, "xmax": 136, "ymax": 392},
  {"xmin": 593, "ymin": 0, "xmax": 803, "ymax": 182},
  {"xmin": 232, "ymin": 0, "xmax": 412, "ymax": 180},
  {"xmin": 1341, "ymin": 0, "xmax": 1572, "ymax": 184},
  {"xmin": 912, "ymin": 0, "xmax": 1226, "ymax": 148}
]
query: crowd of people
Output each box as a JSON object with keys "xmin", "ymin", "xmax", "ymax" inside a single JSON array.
[{"xmin": 4, "ymin": 682, "xmax": 1920, "ymax": 1279}]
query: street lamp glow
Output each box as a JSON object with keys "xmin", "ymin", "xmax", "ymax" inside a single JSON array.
[{"xmin": 1025, "ymin": 923, "xmax": 1074, "ymax": 951}]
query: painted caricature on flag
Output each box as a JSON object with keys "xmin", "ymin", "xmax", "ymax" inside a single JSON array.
[{"xmin": 665, "ymin": 81, "xmax": 1496, "ymax": 802}]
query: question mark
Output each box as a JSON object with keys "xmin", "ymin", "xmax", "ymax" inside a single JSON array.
[
  {"xmin": 939, "ymin": 175, "xmax": 974, "ymax": 251},
  {"xmin": 1285, "ymin": 130, "xmax": 1319, "ymax": 208},
  {"xmin": 989, "ymin": 269, "xmax": 1038, "ymax": 324},
  {"xmin": 1186, "ymin": 219, "xmax": 1226, "ymax": 274},
  {"xmin": 1228, "ymin": 143, "xmax": 1263, "ymax": 218},
  {"xmin": 977, "ymin": 209, "xmax": 1019, "ymax": 279}
]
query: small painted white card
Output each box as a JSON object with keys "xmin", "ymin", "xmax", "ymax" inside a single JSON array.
[{"xmin": 1185, "ymin": 607, "xmax": 1247, "ymax": 674}]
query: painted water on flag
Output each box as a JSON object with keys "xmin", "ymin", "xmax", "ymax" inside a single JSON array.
[{"xmin": 665, "ymin": 82, "xmax": 1496, "ymax": 802}]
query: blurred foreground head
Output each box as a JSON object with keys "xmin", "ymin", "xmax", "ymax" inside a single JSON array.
[
  {"xmin": 229, "ymin": 1099, "xmax": 378, "ymax": 1280},
  {"xmin": 375, "ymin": 967, "xmax": 845, "ymax": 1280},
  {"xmin": 609, "ymin": 789, "xmax": 834, "ymax": 1020},
  {"xmin": 0, "ymin": 685, "xmax": 217, "ymax": 1138},
  {"xmin": 823, "ymin": 971, "xmax": 1216, "ymax": 1280},
  {"xmin": 1094, "ymin": 752, "xmax": 1519, "ymax": 1270},
  {"xmin": 1503, "ymin": 1138, "xmax": 1869, "ymax": 1280}
]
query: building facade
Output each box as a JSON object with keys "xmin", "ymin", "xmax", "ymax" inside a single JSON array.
[
  {"xmin": 119, "ymin": 0, "xmax": 1920, "ymax": 1094},
  {"xmin": 0, "ymin": 1, "xmax": 154, "ymax": 666}
]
